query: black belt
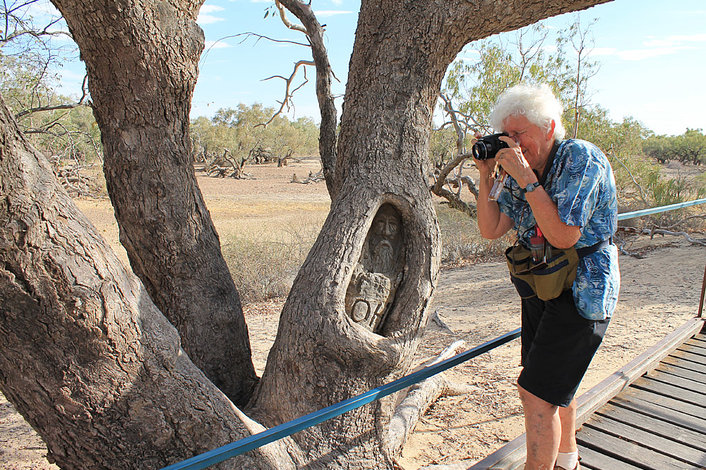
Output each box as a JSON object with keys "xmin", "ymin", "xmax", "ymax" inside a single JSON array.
[{"xmin": 576, "ymin": 238, "xmax": 612, "ymax": 258}]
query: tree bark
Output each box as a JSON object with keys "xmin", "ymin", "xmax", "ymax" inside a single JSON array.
[
  {"xmin": 50, "ymin": 0, "xmax": 258, "ymax": 405},
  {"xmin": 0, "ymin": 95, "xmax": 293, "ymax": 469}
]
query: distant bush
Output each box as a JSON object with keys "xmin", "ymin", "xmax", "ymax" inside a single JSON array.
[
  {"xmin": 644, "ymin": 129, "xmax": 706, "ymax": 165},
  {"xmin": 190, "ymin": 104, "xmax": 320, "ymax": 168}
]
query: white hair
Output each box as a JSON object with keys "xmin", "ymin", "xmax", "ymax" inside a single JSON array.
[{"xmin": 489, "ymin": 84, "xmax": 566, "ymax": 142}]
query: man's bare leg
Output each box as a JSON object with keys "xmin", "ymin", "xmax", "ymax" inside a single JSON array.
[
  {"xmin": 558, "ymin": 399, "xmax": 577, "ymax": 453},
  {"xmin": 519, "ymin": 384, "xmax": 560, "ymax": 470}
]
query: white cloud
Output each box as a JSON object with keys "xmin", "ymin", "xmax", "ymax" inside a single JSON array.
[
  {"xmin": 618, "ymin": 47, "xmax": 692, "ymax": 61},
  {"xmin": 205, "ymin": 40, "xmax": 231, "ymax": 50},
  {"xmin": 590, "ymin": 45, "xmax": 696, "ymax": 61},
  {"xmin": 200, "ymin": 4, "xmax": 225, "ymax": 13},
  {"xmin": 588, "ymin": 32, "xmax": 706, "ymax": 62},
  {"xmin": 314, "ymin": 10, "xmax": 354, "ymax": 18},
  {"xmin": 197, "ymin": 14, "xmax": 225, "ymax": 25},
  {"xmin": 643, "ymin": 33, "xmax": 706, "ymax": 48},
  {"xmin": 331, "ymin": 0, "xmax": 344, "ymax": 5}
]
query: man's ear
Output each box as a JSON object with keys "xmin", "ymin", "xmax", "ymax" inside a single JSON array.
[{"xmin": 546, "ymin": 119, "xmax": 556, "ymax": 141}]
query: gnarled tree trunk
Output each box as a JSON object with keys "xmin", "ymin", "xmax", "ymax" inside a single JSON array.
[
  {"xmin": 0, "ymin": 95, "xmax": 293, "ymax": 469},
  {"xmin": 50, "ymin": 0, "xmax": 258, "ymax": 405}
]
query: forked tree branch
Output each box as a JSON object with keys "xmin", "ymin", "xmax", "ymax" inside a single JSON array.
[
  {"xmin": 431, "ymin": 94, "xmax": 479, "ymax": 216},
  {"xmin": 258, "ymin": 60, "xmax": 315, "ymax": 127},
  {"xmin": 271, "ymin": 0, "xmax": 339, "ymax": 198}
]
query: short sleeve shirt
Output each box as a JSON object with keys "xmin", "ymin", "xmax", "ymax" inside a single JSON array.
[{"xmin": 497, "ymin": 139, "xmax": 620, "ymax": 320}]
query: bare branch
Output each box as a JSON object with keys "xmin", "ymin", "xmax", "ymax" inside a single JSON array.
[
  {"xmin": 607, "ymin": 149, "xmax": 650, "ymax": 205},
  {"xmin": 15, "ymin": 74, "xmax": 89, "ymax": 119},
  {"xmin": 236, "ymin": 31, "xmax": 309, "ymax": 48},
  {"xmin": 273, "ymin": 0, "xmax": 339, "ymax": 197},
  {"xmin": 439, "ymin": 93, "xmax": 466, "ymax": 157},
  {"xmin": 274, "ymin": 0, "xmax": 306, "ymax": 33},
  {"xmin": 430, "ymin": 151, "xmax": 477, "ymax": 217},
  {"xmin": 257, "ymin": 60, "xmax": 314, "ymax": 127}
]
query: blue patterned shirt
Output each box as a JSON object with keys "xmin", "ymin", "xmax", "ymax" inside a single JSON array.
[{"xmin": 497, "ymin": 139, "xmax": 620, "ymax": 320}]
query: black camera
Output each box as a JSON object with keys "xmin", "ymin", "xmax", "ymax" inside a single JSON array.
[{"xmin": 472, "ymin": 133, "xmax": 509, "ymax": 160}]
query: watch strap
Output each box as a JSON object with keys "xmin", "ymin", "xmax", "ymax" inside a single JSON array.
[{"xmin": 524, "ymin": 181, "xmax": 541, "ymax": 193}]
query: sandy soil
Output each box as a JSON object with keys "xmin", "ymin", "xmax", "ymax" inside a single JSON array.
[{"xmin": 1, "ymin": 159, "xmax": 704, "ymax": 469}]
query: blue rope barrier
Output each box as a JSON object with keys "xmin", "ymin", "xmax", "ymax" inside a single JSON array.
[
  {"xmin": 162, "ymin": 328, "xmax": 522, "ymax": 470},
  {"xmin": 617, "ymin": 197, "xmax": 706, "ymax": 221}
]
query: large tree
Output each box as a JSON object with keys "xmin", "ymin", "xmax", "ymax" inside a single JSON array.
[{"xmin": 0, "ymin": 0, "xmax": 610, "ymax": 468}]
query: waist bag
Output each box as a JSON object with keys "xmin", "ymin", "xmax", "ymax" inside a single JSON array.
[{"xmin": 505, "ymin": 239, "xmax": 609, "ymax": 301}]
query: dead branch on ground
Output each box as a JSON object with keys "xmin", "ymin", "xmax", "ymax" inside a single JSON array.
[
  {"xmin": 205, "ymin": 149, "xmax": 253, "ymax": 179},
  {"xmin": 291, "ymin": 170, "xmax": 324, "ymax": 184},
  {"xmin": 386, "ymin": 340, "xmax": 475, "ymax": 458}
]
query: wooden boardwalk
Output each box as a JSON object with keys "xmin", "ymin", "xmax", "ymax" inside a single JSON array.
[{"xmin": 470, "ymin": 317, "xmax": 706, "ymax": 470}]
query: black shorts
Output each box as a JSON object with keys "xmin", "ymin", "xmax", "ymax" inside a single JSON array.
[{"xmin": 517, "ymin": 289, "xmax": 610, "ymax": 407}]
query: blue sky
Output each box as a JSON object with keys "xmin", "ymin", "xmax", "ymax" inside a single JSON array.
[{"xmin": 37, "ymin": 0, "xmax": 706, "ymax": 136}]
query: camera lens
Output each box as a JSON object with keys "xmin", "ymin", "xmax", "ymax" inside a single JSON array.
[{"xmin": 471, "ymin": 141, "xmax": 489, "ymax": 160}]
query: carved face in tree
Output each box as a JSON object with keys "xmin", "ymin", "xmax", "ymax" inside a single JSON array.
[
  {"xmin": 365, "ymin": 204, "xmax": 403, "ymax": 275},
  {"xmin": 345, "ymin": 204, "xmax": 405, "ymax": 333}
]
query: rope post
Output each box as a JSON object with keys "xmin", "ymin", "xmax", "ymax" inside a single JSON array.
[{"xmin": 698, "ymin": 266, "xmax": 706, "ymax": 318}]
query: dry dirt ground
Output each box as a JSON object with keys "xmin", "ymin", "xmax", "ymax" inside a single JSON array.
[{"xmin": 1, "ymin": 159, "xmax": 705, "ymax": 469}]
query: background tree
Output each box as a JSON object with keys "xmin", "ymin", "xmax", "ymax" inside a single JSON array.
[
  {"xmin": 644, "ymin": 129, "xmax": 706, "ymax": 166},
  {"xmin": 0, "ymin": 0, "xmax": 612, "ymax": 469},
  {"xmin": 1, "ymin": 0, "xmax": 101, "ymax": 195},
  {"xmin": 190, "ymin": 104, "xmax": 319, "ymax": 177},
  {"xmin": 429, "ymin": 14, "xmax": 704, "ymax": 217}
]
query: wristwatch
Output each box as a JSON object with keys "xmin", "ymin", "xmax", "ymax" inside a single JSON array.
[{"xmin": 524, "ymin": 181, "xmax": 541, "ymax": 193}]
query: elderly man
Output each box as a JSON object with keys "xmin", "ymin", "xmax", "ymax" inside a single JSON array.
[{"xmin": 474, "ymin": 84, "xmax": 620, "ymax": 470}]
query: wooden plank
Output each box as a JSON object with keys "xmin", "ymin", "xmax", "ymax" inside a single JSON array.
[
  {"xmin": 620, "ymin": 387, "xmax": 706, "ymax": 420},
  {"xmin": 645, "ymin": 369, "xmax": 706, "ymax": 394},
  {"xmin": 576, "ymin": 444, "xmax": 644, "ymax": 470},
  {"xmin": 468, "ymin": 434, "xmax": 526, "ymax": 470},
  {"xmin": 583, "ymin": 414, "xmax": 706, "ymax": 466},
  {"xmin": 610, "ymin": 394, "xmax": 706, "ymax": 435},
  {"xmin": 595, "ymin": 402, "xmax": 706, "ymax": 451},
  {"xmin": 655, "ymin": 363, "xmax": 706, "ymax": 384},
  {"xmin": 575, "ymin": 318, "xmax": 705, "ymax": 424},
  {"xmin": 671, "ymin": 349, "xmax": 706, "ymax": 364},
  {"xmin": 684, "ymin": 336, "xmax": 706, "ymax": 349},
  {"xmin": 662, "ymin": 354, "xmax": 706, "ymax": 375},
  {"xmin": 468, "ymin": 318, "xmax": 706, "ymax": 470},
  {"xmin": 631, "ymin": 376, "xmax": 705, "ymax": 407},
  {"xmin": 678, "ymin": 343, "xmax": 706, "ymax": 357},
  {"xmin": 576, "ymin": 426, "xmax": 689, "ymax": 470}
]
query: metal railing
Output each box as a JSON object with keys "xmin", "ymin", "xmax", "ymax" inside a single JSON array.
[
  {"xmin": 164, "ymin": 197, "xmax": 706, "ymax": 470},
  {"xmin": 617, "ymin": 197, "xmax": 706, "ymax": 221},
  {"xmin": 163, "ymin": 329, "xmax": 521, "ymax": 470}
]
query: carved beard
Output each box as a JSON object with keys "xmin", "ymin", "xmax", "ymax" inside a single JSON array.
[{"xmin": 373, "ymin": 240, "xmax": 394, "ymax": 274}]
